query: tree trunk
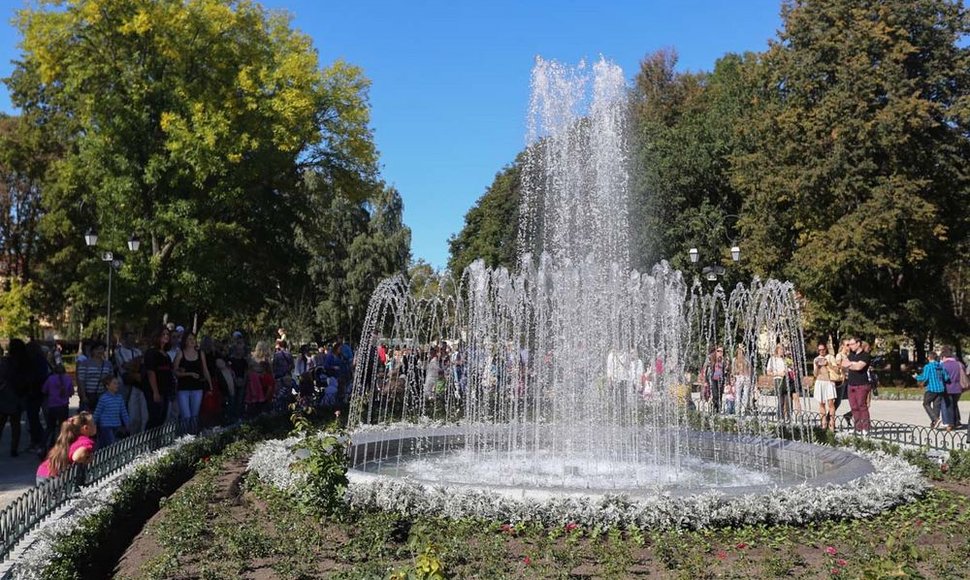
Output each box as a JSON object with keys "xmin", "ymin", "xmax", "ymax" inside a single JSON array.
[
  {"xmin": 913, "ymin": 336, "xmax": 927, "ymax": 365},
  {"xmin": 889, "ymin": 341, "xmax": 902, "ymax": 380}
]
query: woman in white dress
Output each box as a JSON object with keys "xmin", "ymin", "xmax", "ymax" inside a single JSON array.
[
  {"xmin": 766, "ymin": 344, "xmax": 790, "ymax": 419},
  {"xmin": 732, "ymin": 345, "xmax": 752, "ymax": 414},
  {"xmin": 423, "ymin": 346, "xmax": 440, "ymax": 400},
  {"xmin": 813, "ymin": 342, "xmax": 838, "ymax": 431}
]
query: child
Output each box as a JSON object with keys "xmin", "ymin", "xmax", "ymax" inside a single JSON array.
[
  {"xmin": 93, "ymin": 376, "xmax": 129, "ymax": 446},
  {"xmin": 36, "ymin": 412, "xmax": 97, "ymax": 484},
  {"xmin": 41, "ymin": 364, "xmax": 74, "ymax": 450},
  {"xmin": 245, "ymin": 362, "xmax": 275, "ymax": 416},
  {"xmin": 723, "ymin": 381, "xmax": 737, "ymax": 415}
]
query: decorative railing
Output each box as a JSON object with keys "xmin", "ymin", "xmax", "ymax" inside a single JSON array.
[
  {"xmin": 744, "ymin": 404, "xmax": 969, "ymax": 451},
  {"xmin": 0, "ymin": 418, "xmax": 195, "ymax": 563}
]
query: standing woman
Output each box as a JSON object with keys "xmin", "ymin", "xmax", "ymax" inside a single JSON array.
[
  {"xmin": 142, "ymin": 327, "xmax": 174, "ymax": 430},
  {"xmin": 0, "ymin": 347, "xmax": 22, "ymax": 456},
  {"xmin": 423, "ymin": 346, "xmax": 440, "ymax": 401},
  {"xmin": 766, "ymin": 344, "xmax": 790, "ymax": 419},
  {"xmin": 813, "ymin": 343, "xmax": 838, "ymax": 431},
  {"xmin": 41, "ymin": 364, "xmax": 74, "ymax": 450},
  {"xmin": 732, "ymin": 345, "xmax": 752, "ymax": 415},
  {"xmin": 174, "ymin": 332, "xmax": 212, "ymax": 430}
]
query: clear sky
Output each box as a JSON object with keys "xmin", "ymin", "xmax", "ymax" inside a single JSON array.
[{"xmin": 0, "ymin": 0, "xmax": 783, "ymax": 269}]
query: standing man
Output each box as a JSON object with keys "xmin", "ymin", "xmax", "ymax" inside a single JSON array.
[
  {"xmin": 915, "ymin": 351, "xmax": 950, "ymax": 429},
  {"xmin": 840, "ymin": 337, "xmax": 872, "ymax": 436},
  {"xmin": 940, "ymin": 347, "xmax": 965, "ymax": 430}
]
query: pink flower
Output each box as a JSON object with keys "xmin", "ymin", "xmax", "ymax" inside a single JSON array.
[
  {"xmin": 735, "ymin": 542, "xmax": 747, "ymax": 550},
  {"xmin": 565, "ymin": 522, "xmax": 578, "ymax": 533},
  {"xmin": 831, "ymin": 568, "xmax": 840, "ymax": 576},
  {"xmin": 836, "ymin": 559, "xmax": 847, "ymax": 567},
  {"xmin": 716, "ymin": 550, "xmax": 727, "ymax": 560},
  {"xmin": 523, "ymin": 556, "xmax": 532, "ymax": 566},
  {"xmin": 825, "ymin": 546, "xmax": 838, "ymax": 556}
]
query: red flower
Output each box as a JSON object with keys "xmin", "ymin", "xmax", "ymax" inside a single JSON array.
[
  {"xmin": 825, "ymin": 546, "xmax": 838, "ymax": 556},
  {"xmin": 836, "ymin": 558, "xmax": 847, "ymax": 567},
  {"xmin": 565, "ymin": 522, "xmax": 578, "ymax": 533},
  {"xmin": 735, "ymin": 542, "xmax": 748, "ymax": 550},
  {"xmin": 716, "ymin": 550, "xmax": 727, "ymax": 560},
  {"xmin": 523, "ymin": 556, "xmax": 532, "ymax": 566}
]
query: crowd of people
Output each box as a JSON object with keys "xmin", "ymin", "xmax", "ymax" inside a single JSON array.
[
  {"xmin": 697, "ymin": 337, "xmax": 970, "ymax": 437},
  {"xmin": 0, "ymin": 325, "xmax": 359, "ymax": 484}
]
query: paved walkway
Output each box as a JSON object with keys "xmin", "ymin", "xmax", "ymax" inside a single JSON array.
[{"xmin": 0, "ymin": 396, "xmax": 963, "ymax": 511}]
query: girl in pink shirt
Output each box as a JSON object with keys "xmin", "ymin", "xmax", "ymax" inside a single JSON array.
[{"xmin": 36, "ymin": 411, "xmax": 97, "ymax": 484}]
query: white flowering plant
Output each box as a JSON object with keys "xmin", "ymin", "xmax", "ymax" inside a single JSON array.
[{"xmin": 249, "ymin": 434, "xmax": 927, "ymax": 531}]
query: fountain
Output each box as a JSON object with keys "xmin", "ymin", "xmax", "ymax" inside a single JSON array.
[{"xmin": 347, "ymin": 58, "xmax": 873, "ymax": 503}]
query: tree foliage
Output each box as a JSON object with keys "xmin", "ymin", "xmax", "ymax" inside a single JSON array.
[
  {"xmin": 3, "ymin": 0, "xmax": 409, "ymax": 340},
  {"xmin": 446, "ymin": 157, "xmax": 523, "ymax": 275},
  {"xmin": 733, "ymin": 0, "xmax": 970, "ymax": 343},
  {"xmin": 448, "ymin": 0, "xmax": 970, "ymax": 348}
]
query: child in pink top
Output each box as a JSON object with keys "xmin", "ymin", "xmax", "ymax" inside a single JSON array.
[
  {"xmin": 41, "ymin": 364, "xmax": 74, "ymax": 450},
  {"xmin": 36, "ymin": 411, "xmax": 97, "ymax": 484}
]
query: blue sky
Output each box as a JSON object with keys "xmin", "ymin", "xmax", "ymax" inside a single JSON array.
[{"xmin": 0, "ymin": 0, "xmax": 783, "ymax": 269}]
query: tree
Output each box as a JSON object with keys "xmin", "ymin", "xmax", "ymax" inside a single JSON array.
[
  {"xmin": 0, "ymin": 278, "xmax": 35, "ymax": 339},
  {"xmin": 8, "ymin": 0, "xmax": 379, "ymax": 333},
  {"xmin": 447, "ymin": 157, "xmax": 523, "ymax": 275},
  {"xmin": 732, "ymin": 0, "xmax": 970, "ymax": 347},
  {"xmin": 629, "ymin": 49, "xmax": 758, "ymax": 285},
  {"xmin": 0, "ymin": 115, "xmax": 49, "ymax": 285}
]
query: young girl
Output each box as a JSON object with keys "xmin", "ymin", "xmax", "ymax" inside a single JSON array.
[
  {"xmin": 36, "ymin": 412, "xmax": 97, "ymax": 484},
  {"xmin": 41, "ymin": 364, "xmax": 74, "ymax": 450},
  {"xmin": 93, "ymin": 376, "xmax": 129, "ymax": 446},
  {"xmin": 723, "ymin": 381, "xmax": 737, "ymax": 415}
]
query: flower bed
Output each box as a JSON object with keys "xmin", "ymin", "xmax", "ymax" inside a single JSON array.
[
  {"xmin": 248, "ymin": 432, "xmax": 926, "ymax": 530},
  {"xmin": 8, "ymin": 415, "xmax": 288, "ymax": 580}
]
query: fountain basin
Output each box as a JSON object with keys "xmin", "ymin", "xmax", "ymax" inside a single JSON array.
[{"xmin": 348, "ymin": 425, "xmax": 875, "ymax": 501}]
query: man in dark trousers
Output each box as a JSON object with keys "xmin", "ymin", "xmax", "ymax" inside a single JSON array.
[{"xmin": 840, "ymin": 337, "xmax": 872, "ymax": 436}]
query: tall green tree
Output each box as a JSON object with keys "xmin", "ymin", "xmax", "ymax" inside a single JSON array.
[
  {"xmin": 8, "ymin": 0, "xmax": 379, "ymax": 333},
  {"xmin": 732, "ymin": 0, "xmax": 970, "ymax": 348},
  {"xmin": 447, "ymin": 156, "xmax": 523, "ymax": 275}
]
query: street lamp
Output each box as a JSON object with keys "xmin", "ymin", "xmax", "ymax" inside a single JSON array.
[
  {"xmin": 85, "ymin": 230, "xmax": 140, "ymax": 351},
  {"xmin": 687, "ymin": 213, "xmax": 741, "ymax": 282}
]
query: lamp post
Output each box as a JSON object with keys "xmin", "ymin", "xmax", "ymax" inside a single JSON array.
[
  {"xmin": 85, "ymin": 229, "xmax": 140, "ymax": 351},
  {"xmin": 687, "ymin": 214, "xmax": 741, "ymax": 282}
]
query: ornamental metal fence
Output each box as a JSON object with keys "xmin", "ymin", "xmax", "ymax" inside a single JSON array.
[
  {"xmin": 745, "ymin": 400, "xmax": 969, "ymax": 451},
  {"xmin": 0, "ymin": 418, "xmax": 195, "ymax": 563}
]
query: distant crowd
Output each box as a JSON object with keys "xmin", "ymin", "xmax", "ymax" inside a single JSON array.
[{"xmin": 0, "ymin": 325, "xmax": 357, "ymax": 485}]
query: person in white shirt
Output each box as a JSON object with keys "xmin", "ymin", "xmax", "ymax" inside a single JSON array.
[{"xmin": 766, "ymin": 344, "xmax": 790, "ymax": 419}]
